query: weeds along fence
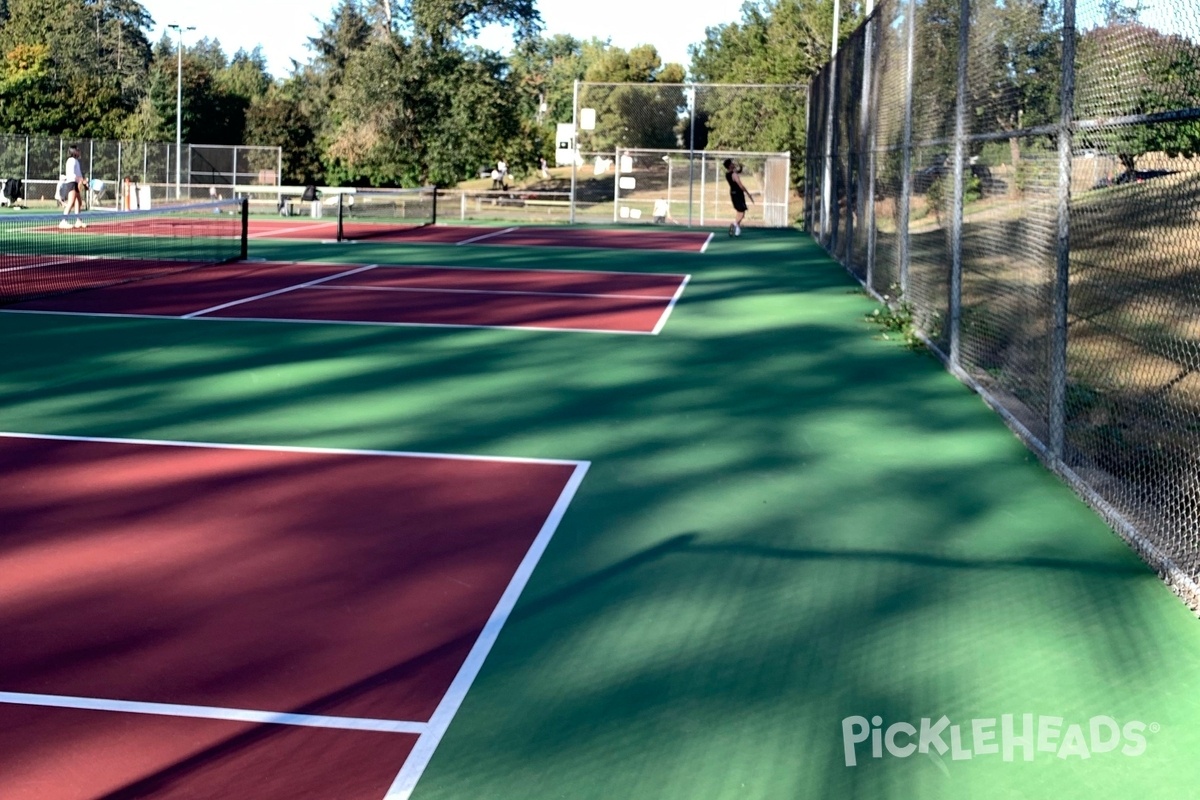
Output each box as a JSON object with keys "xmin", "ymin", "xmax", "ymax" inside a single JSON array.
[
  {"xmin": 0, "ymin": 135, "xmax": 281, "ymax": 208},
  {"xmin": 571, "ymin": 82, "xmax": 806, "ymax": 226},
  {"xmin": 808, "ymin": 0, "xmax": 1200, "ymax": 609}
]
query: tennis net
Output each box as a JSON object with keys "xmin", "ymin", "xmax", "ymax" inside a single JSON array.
[
  {"xmin": 0, "ymin": 198, "xmax": 247, "ymax": 306},
  {"xmin": 335, "ymin": 188, "xmax": 438, "ymax": 242}
]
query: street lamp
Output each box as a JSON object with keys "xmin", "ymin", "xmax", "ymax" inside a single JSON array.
[{"xmin": 167, "ymin": 23, "xmax": 195, "ymax": 201}]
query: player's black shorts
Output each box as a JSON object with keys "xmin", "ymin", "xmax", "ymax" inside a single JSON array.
[{"xmin": 730, "ymin": 192, "xmax": 748, "ymax": 213}]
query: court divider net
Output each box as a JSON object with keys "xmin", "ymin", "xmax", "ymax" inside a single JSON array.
[
  {"xmin": 335, "ymin": 188, "xmax": 438, "ymax": 242},
  {"xmin": 0, "ymin": 198, "xmax": 248, "ymax": 306}
]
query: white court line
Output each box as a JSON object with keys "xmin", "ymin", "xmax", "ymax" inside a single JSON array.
[
  {"xmin": 0, "ymin": 432, "xmax": 591, "ymax": 799},
  {"xmin": 0, "ymin": 255, "xmax": 101, "ymax": 274},
  {"xmin": 0, "ymin": 692, "xmax": 426, "ymax": 734},
  {"xmin": 181, "ymin": 264, "xmax": 380, "ymax": 318},
  {"xmin": 0, "ymin": 308, "xmax": 659, "ymax": 335},
  {"xmin": 650, "ymin": 274, "xmax": 692, "ymax": 335},
  {"xmin": 700, "ymin": 233, "xmax": 715, "ymax": 253},
  {"xmin": 355, "ymin": 261, "xmax": 692, "ymax": 279},
  {"xmin": 0, "ymin": 431, "xmax": 588, "ymax": 468},
  {"xmin": 384, "ymin": 461, "xmax": 590, "ymax": 800},
  {"xmin": 308, "ymin": 283, "xmax": 677, "ymax": 301},
  {"xmin": 455, "ymin": 227, "xmax": 517, "ymax": 246}
]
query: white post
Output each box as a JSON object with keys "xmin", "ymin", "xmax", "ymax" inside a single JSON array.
[
  {"xmin": 570, "ymin": 79, "xmax": 579, "ymax": 224},
  {"xmin": 700, "ymin": 153, "xmax": 706, "ymax": 226},
  {"xmin": 821, "ymin": 0, "xmax": 841, "ymax": 246},
  {"xmin": 687, "ymin": 86, "xmax": 696, "ymax": 227},
  {"xmin": 613, "ymin": 147, "xmax": 621, "ymax": 223}
]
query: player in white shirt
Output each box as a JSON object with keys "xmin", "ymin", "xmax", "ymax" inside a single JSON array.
[{"xmin": 59, "ymin": 146, "xmax": 86, "ymax": 229}]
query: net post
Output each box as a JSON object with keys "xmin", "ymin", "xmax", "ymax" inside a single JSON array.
[
  {"xmin": 430, "ymin": 186, "xmax": 437, "ymax": 225},
  {"xmin": 240, "ymin": 195, "xmax": 249, "ymax": 261},
  {"xmin": 337, "ymin": 191, "xmax": 346, "ymax": 242}
]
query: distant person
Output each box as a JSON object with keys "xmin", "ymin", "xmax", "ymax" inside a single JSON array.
[
  {"xmin": 59, "ymin": 145, "xmax": 86, "ymax": 229},
  {"xmin": 497, "ymin": 158, "xmax": 508, "ymax": 184},
  {"xmin": 540, "ymin": 157, "xmax": 550, "ymax": 179},
  {"xmin": 491, "ymin": 167, "xmax": 504, "ymax": 190},
  {"xmin": 723, "ymin": 158, "xmax": 754, "ymax": 237},
  {"xmin": 653, "ymin": 198, "xmax": 674, "ymax": 225}
]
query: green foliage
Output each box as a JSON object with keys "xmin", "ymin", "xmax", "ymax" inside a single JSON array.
[
  {"xmin": 864, "ymin": 299, "xmax": 925, "ymax": 350},
  {"xmin": 689, "ymin": 0, "xmax": 853, "ymax": 188},
  {"xmin": 1077, "ymin": 21, "xmax": 1200, "ymax": 175}
]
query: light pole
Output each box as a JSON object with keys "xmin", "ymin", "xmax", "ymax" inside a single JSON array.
[{"xmin": 167, "ymin": 23, "xmax": 195, "ymax": 201}]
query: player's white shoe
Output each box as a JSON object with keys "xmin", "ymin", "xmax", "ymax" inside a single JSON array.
[
  {"xmin": 74, "ymin": 219, "xmax": 87, "ymax": 229},
  {"xmin": 59, "ymin": 219, "xmax": 72, "ymax": 229}
]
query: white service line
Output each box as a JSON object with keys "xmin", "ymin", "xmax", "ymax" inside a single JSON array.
[
  {"xmin": 0, "ymin": 692, "xmax": 426, "ymax": 734},
  {"xmin": 700, "ymin": 232, "xmax": 715, "ymax": 253},
  {"xmin": 650, "ymin": 274, "xmax": 692, "ymax": 335},
  {"xmin": 182, "ymin": 264, "xmax": 380, "ymax": 318},
  {"xmin": 383, "ymin": 461, "xmax": 590, "ymax": 800},
  {"xmin": 455, "ymin": 227, "xmax": 517, "ymax": 246},
  {"xmin": 311, "ymin": 284, "xmax": 676, "ymax": 301},
  {"xmin": 0, "ymin": 431, "xmax": 588, "ymax": 467},
  {"xmin": 0, "ymin": 255, "xmax": 100, "ymax": 274}
]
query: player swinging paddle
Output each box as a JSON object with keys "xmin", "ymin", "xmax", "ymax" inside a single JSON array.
[{"xmin": 724, "ymin": 159, "xmax": 754, "ymax": 237}]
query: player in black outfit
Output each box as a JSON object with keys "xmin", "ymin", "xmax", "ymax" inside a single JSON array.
[{"xmin": 724, "ymin": 159, "xmax": 755, "ymax": 236}]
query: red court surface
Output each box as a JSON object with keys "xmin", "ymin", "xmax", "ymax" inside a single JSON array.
[
  {"xmin": 0, "ymin": 433, "xmax": 587, "ymax": 799},
  {"xmin": 4, "ymin": 261, "xmax": 691, "ymax": 334}
]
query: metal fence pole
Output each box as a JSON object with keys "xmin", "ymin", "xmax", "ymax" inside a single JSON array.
[
  {"xmin": 821, "ymin": 4, "xmax": 841, "ymax": 248},
  {"xmin": 23, "ymin": 136, "xmax": 29, "ymax": 188},
  {"xmin": 613, "ymin": 146, "xmax": 621, "ymax": 223},
  {"xmin": 1050, "ymin": 0, "xmax": 1077, "ymax": 461},
  {"xmin": 864, "ymin": 15, "xmax": 879, "ymax": 292},
  {"xmin": 687, "ymin": 85, "xmax": 696, "ymax": 227},
  {"xmin": 899, "ymin": 0, "xmax": 917, "ymax": 295},
  {"xmin": 570, "ymin": 79, "xmax": 579, "ymax": 225},
  {"xmin": 949, "ymin": 0, "xmax": 970, "ymax": 367}
]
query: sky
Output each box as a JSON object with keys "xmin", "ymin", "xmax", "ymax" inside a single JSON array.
[{"xmin": 135, "ymin": 0, "xmax": 750, "ymax": 80}]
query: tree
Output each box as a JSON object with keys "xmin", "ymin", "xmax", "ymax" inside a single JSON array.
[
  {"xmin": 688, "ymin": 0, "xmax": 848, "ymax": 180},
  {"xmin": 1078, "ymin": 21, "xmax": 1200, "ymax": 176},
  {"xmin": 246, "ymin": 79, "xmax": 321, "ymax": 183},
  {"xmin": 575, "ymin": 44, "xmax": 687, "ymax": 151}
]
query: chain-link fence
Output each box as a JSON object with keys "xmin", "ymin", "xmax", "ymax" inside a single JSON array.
[
  {"xmin": 571, "ymin": 82, "xmax": 806, "ymax": 226},
  {"xmin": 0, "ymin": 135, "xmax": 281, "ymax": 209},
  {"xmin": 809, "ymin": 0, "xmax": 1200, "ymax": 610}
]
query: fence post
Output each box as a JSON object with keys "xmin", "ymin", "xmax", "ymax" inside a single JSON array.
[
  {"xmin": 864, "ymin": 12, "xmax": 879, "ymax": 292},
  {"xmin": 570, "ymin": 79, "xmax": 579, "ymax": 225},
  {"xmin": 24, "ymin": 136, "xmax": 29, "ymax": 188},
  {"xmin": 687, "ymin": 85, "xmax": 697, "ymax": 228},
  {"xmin": 1050, "ymin": 0, "xmax": 1077, "ymax": 461},
  {"xmin": 613, "ymin": 146, "xmax": 621, "ymax": 223},
  {"xmin": 852, "ymin": 4, "xmax": 876, "ymax": 274},
  {"xmin": 822, "ymin": 4, "xmax": 840, "ymax": 249},
  {"xmin": 949, "ymin": 0, "xmax": 970, "ymax": 367},
  {"xmin": 899, "ymin": 0, "xmax": 917, "ymax": 295}
]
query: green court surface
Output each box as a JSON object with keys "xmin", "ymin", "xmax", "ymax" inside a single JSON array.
[{"xmin": 3, "ymin": 227, "xmax": 1199, "ymax": 799}]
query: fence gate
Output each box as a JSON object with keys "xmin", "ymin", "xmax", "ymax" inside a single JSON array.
[{"xmin": 762, "ymin": 155, "xmax": 791, "ymax": 227}]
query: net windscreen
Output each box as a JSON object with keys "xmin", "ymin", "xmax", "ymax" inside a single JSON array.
[
  {"xmin": 336, "ymin": 188, "xmax": 438, "ymax": 242},
  {"xmin": 0, "ymin": 198, "xmax": 247, "ymax": 306},
  {"xmin": 809, "ymin": 0, "xmax": 1200, "ymax": 608}
]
